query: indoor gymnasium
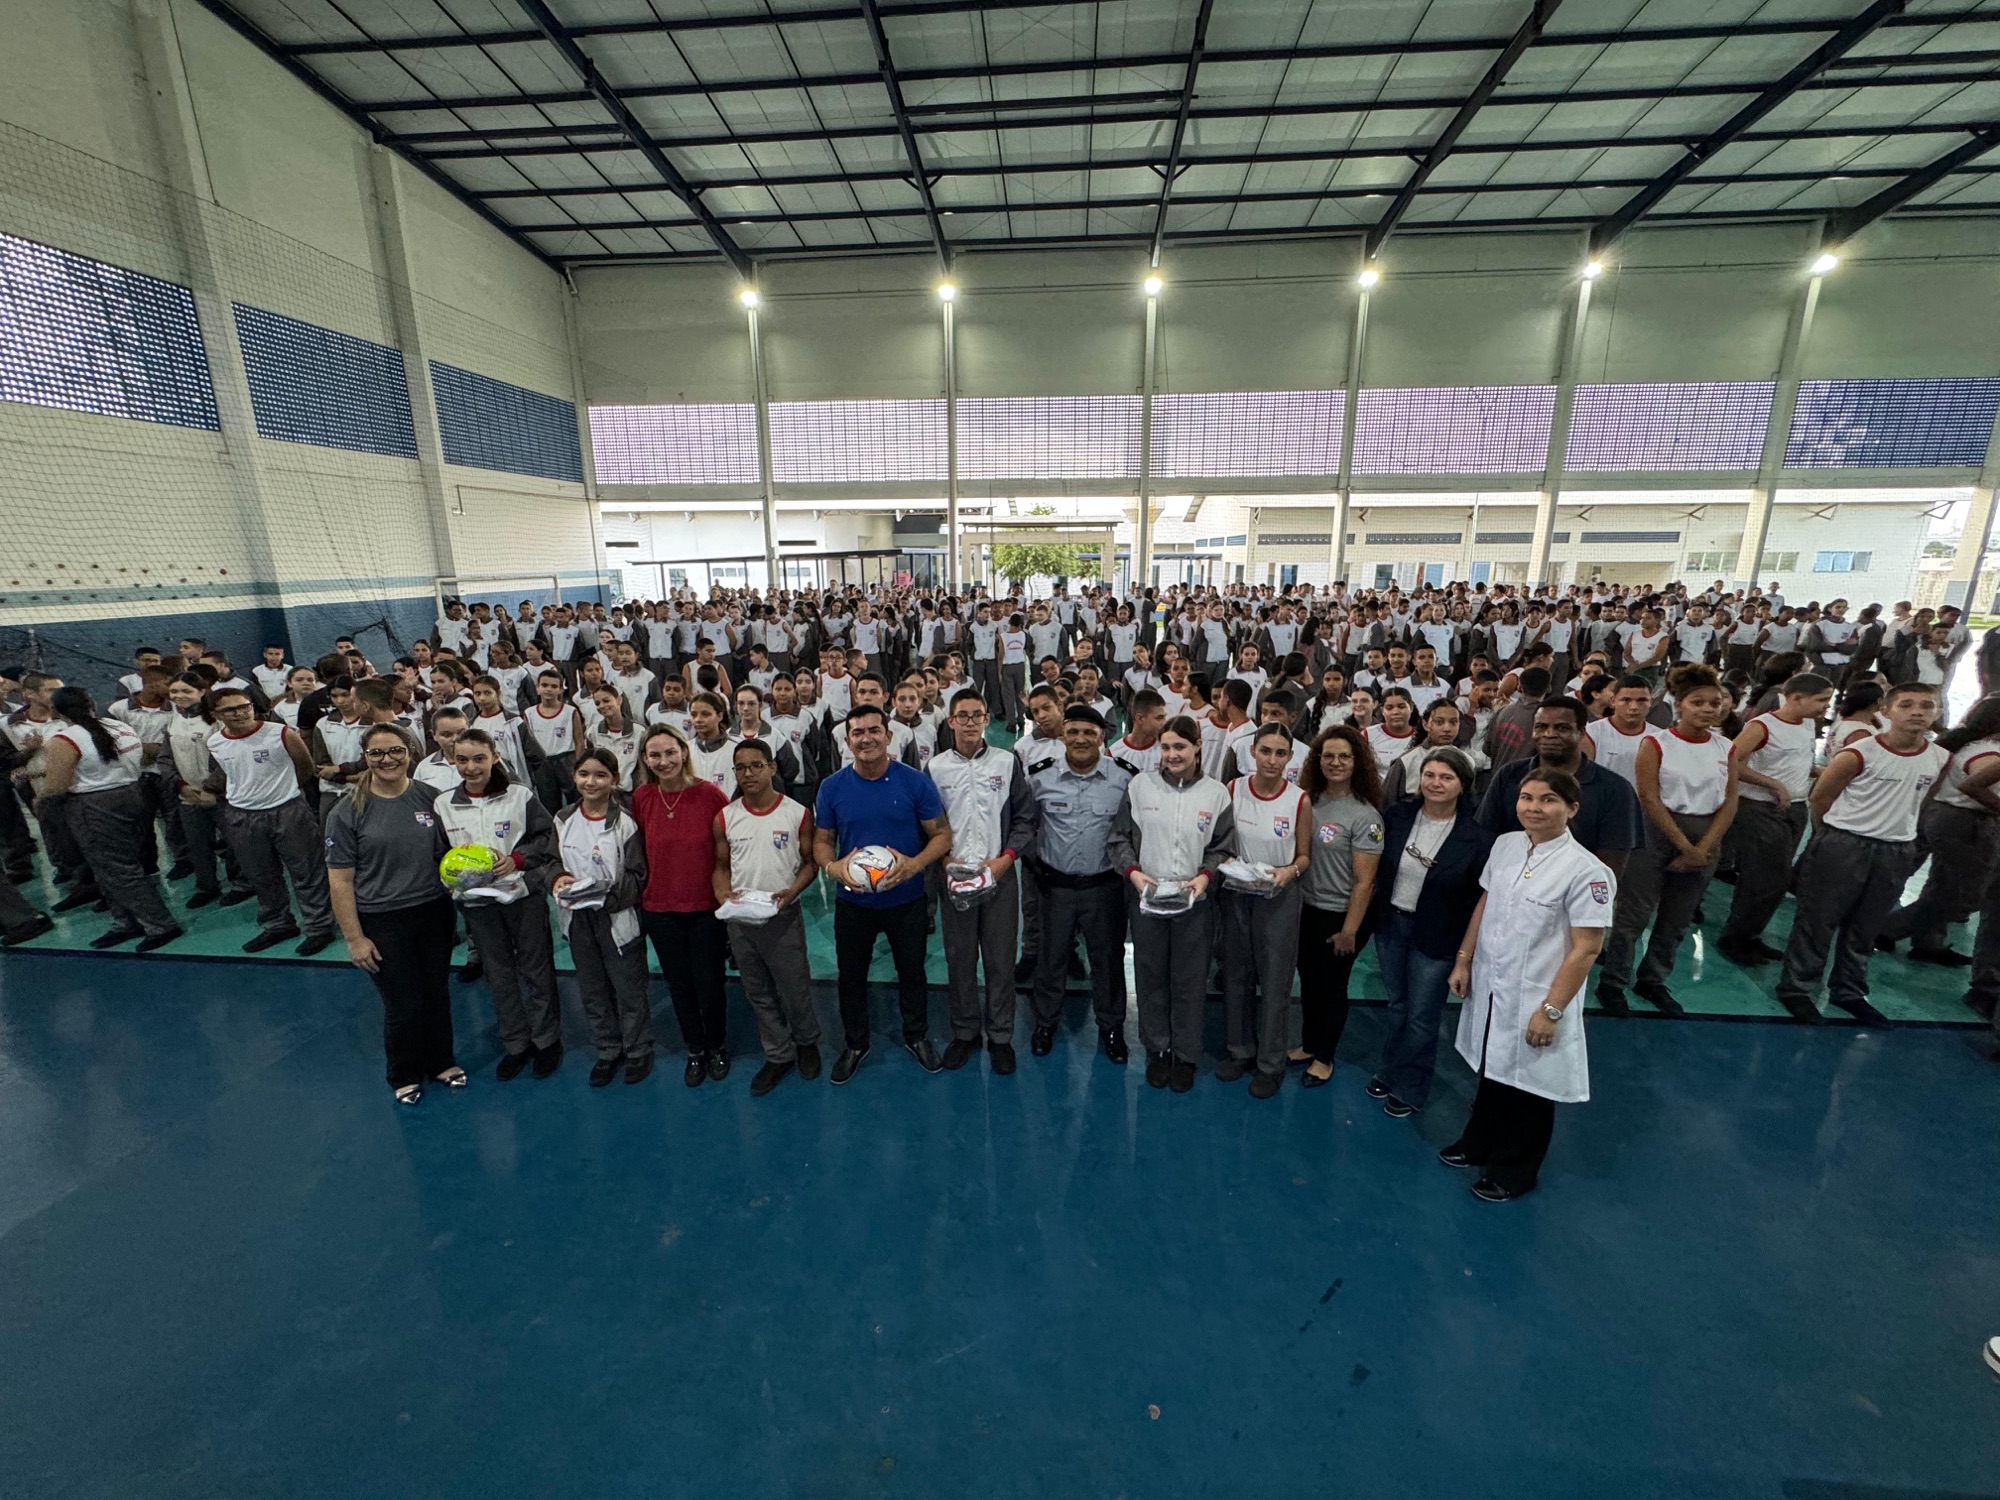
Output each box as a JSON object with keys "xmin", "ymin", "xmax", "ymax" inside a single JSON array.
[{"xmin": 1, "ymin": 0, "xmax": 1997, "ymax": 1493}]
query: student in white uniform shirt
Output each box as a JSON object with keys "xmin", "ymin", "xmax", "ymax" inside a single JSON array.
[
  {"xmin": 521, "ymin": 670, "xmax": 585, "ymax": 811},
  {"xmin": 251, "ymin": 645, "xmax": 292, "ymax": 702},
  {"xmin": 411, "ymin": 707, "xmax": 468, "ymax": 793},
  {"xmin": 1444, "ymin": 766, "xmax": 1614, "ymax": 1201},
  {"xmin": 198, "ymin": 686, "xmax": 334, "ymax": 951},
  {"xmin": 1777, "ymin": 682, "xmax": 1948, "ymax": 1026},
  {"xmin": 1874, "ymin": 694, "xmax": 2000, "ymax": 966},
  {"xmin": 1597, "ymin": 665, "xmax": 1739, "ymax": 1016},
  {"xmin": 1585, "ymin": 676, "xmax": 1654, "ymax": 785},
  {"xmin": 161, "ymin": 675, "xmax": 255, "ymax": 911},
  {"xmin": 42, "ymin": 687, "xmax": 182, "ymax": 950},
  {"xmin": 646, "ymin": 674, "xmax": 696, "ymax": 739},
  {"xmin": 1217, "ymin": 725, "xmax": 1313, "ymax": 1097},
  {"xmin": 1110, "ymin": 690, "xmax": 1167, "ymax": 777},
  {"xmin": 588, "ymin": 687, "xmax": 644, "ymax": 791},
  {"xmin": 1715, "ymin": 672, "xmax": 1833, "ymax": 966},
  {"xmin": 1365, "ymin": 687, "xmax": 1421, "ymax": 777},
  {"xmin": 686, "ymin": 692, "xmax": 743, "ymax": 798}
]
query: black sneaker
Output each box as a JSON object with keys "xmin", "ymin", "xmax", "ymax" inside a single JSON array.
[
  {"xmin": 53, "ymin": 887, "xmax": 101, "ymax": 913},
  {"xmin": 165, "ymin": 860, "xmax": 195, "ymax": 882},
  {"xmin": 1714, "ymin": 938, "xmax": 1768, "ymax": 968},
  {"xmin": 241, "ymin": 926, "xmax": 300, "ymax": 954},
  {"xmin": 1831, "ymin": 995, "xmax": 1893, "ymax": 1029},
  {"xmin": 531, "ymin": 1040, "xmax": 563, "ymax": 1078},
  {"xmin": 1750, "ymin": 940, "xmax": 1786, "ymax": 964},
  {"xmin": 683, "ymin": 1052, "xmax": 708, "ymax": 1088},
  {"xmin": 1099, "ymin": 1028, "xmax": 1128, "ymax": 1065},
  {"xmin": 942, "ymin": 1037, "xmax": 981, "ymax": 1070},
  {"xmin": 217, "ymin": 888, "xmax": 256, "ymax": 907},
  {"xmin": 1145, "ymin": 1051, "xmax": 1172, "ymax": 1089},
  {"xmin": 989, "ymin": 1042, "xmax": 1017, "ymax": 1075},
  {"xmin": 1248, "ymin": 1070, "xmax": 1280, "ymax": 1100},
  {"xmin": 1030, "ymin": 1024, "xmax": 1056, "ymax": 1057},
  {"xmin": 1471, "ymin": 1178, "xmax": 1522, "ymax": 1203},
  {"xmin": 796, "ymin": 1043, "xmax": 823, "ymax": 1081},
  {"xmin": 1365, "ymin": 1076, "xmax": 1391, "ymax": 1099},
  {"xmin": 1214, "ymin": 1056, "xmax": 1250, "ymax": 1083},
  {"xmin": 89, "ymin": 925, "xmax": 142, "ymax": 950},
  {"xmin": 589, "ymin": 1057, "xmax": 620, "ymax": 1088},
  {"xmin": 1168, "ymin": 1058, "xmax": 1196, "ymax": 1093},
  {"xmin": 831, "ymin": 1047, "xmax": 868, "ymax": 1085},
  {"xmin": 1382, "ymin": 1095, "xmax": 1416, "ymax": 1119},
  {"xmin": 904, "ymin": 1038, "xmax": 943, "ymax": 1074},
  {"xmin": 1633, "ymin": 981, "xmax": 1685, "ymax": 1018},
  {"xmin": 1909, "ymin": 946, "xmax": 1973, "ymax": 968},
  {"xmin": 186, "ymin": 890, "xmax": 220, "ymax": 910},
  {"xmin": 296, "ymin": 931, "xmax": 336, "ymax": 957},
  {"xmin": 1777, "ymin": 991, "xmax": 1825, "ymax": 1025},
  {"xmin": 623, "ymin": 1053, "xmax": 654, "ymax": 1085},
  {"xmin": 134, "ymin": 928, "xmax": 182, "ymax": 953},
  {"xmin": 707, "ymin": 1049, "xmax": 731, "ymax": 1081},
  {"xmin": 1, "ymin": 913, "xmax": 54, "ymax": 948},
  {"xmin": 496, "ymin": 1050, "xmax": 532, "ymax": 1081},
  {"xmin": 750, "ymin": 1060, "xmax": 794, "ymax": 1097},
  {"xmin": 1438, "ymin": 1144, "xmax": 1476, "ymax": 1168},
  {"xmin": 1594, "ymin": 987, "xmax": 1631, "ymax": 1017}
]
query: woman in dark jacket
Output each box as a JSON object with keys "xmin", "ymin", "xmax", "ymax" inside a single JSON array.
[{"xmin": 1366, "ymin": 746, "xmax": 1494, "ymax": 1118}]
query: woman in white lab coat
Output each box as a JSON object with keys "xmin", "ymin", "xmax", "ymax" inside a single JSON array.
[{"xmin": 1443, "ymin": 767, "xmax": 1615, "ymax": 1201}]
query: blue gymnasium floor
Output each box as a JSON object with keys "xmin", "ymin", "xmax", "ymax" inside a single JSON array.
[{"xmin": 1, "ymin": 950, "xmax": 1996, "ymax": 1499}]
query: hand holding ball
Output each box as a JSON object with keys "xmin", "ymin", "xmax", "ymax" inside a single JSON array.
[
  {"xmin": 845, "ymin": 844, "xmax": 899, "ymax": 890},
  {"xmin": 439, "ymin": 844, "xmax": 498, "ymax": 888}
]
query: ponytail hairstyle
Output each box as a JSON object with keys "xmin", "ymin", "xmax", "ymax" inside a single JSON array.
[
  {"xmin": 50, "ymin": 686, "xmax": 122, "ymax": 764},
  {"xmin": 349, "ymin": 723, "xmax": 416, "ymax": 811},
  {"xmin": 176, "ymin": 671, "xmax": 219, "ymax": 723}
]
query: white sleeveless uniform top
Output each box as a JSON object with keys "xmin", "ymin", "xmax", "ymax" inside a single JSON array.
[
  {"xmin": 522, "ymin": 703, "xmax": 579, "ymax": 757},
  {"xmin": 1586, "ymin": 719, "xmax": 1648, "ymax": 786},
  {"xmin": 1111, "ymin": 735, "xmax": 1162, "ymax": 777},
  {"xmin": 690, "ymin": 736, "xmax": 742, "ymax": 797},
  {"xmin": 1738, "ymin": 712, "xmax": 1816, "ymax": 803},
  {"xmin": 56, "ymin": 720, "xmax": 143, "ymax": 792},
  {"xmin": 1364, "ymin": 723, "xmax": 1417, "ymax": 777},
  {"xmin": 1932, "ymin": 737, "xmax": 2000, "ymax": 812},
  {"xmin": 721, "ymin": 794, "xmax": 810, "ymax": 897},
  {"xmin": 1227, "ymin": 777, "xmax": 1308, "ymax": 875},
  {"xmin": 590, "ymin": 723, "xmax": 643, "ymax": 790},
  {"xmin": 1647, "ymin": 726, "xmax": 1732, "ymax": 815},
  {"xmin": 206, "ymin": 721, "xmax": 302, "ymax": 811},
  {"xmin": 1825, "ymin": 735, "xmax": 1949, "ymax": 843}
]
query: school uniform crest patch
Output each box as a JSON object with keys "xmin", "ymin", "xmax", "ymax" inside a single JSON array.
[
  {"xmin": 1196, "ymin": 810, "xmax": 1214, "ymax": 834},
  {"xmin": 1273, "ymin": 817, "xmax": 1292, "ymax": 839},
  {"xmin": 773, "ymin": 830, "xmax": 792, "ymax": 852},
  {"xmin": 1590, "ymin": 880, "xmax": 1610, "ymax": 905},
  {"xmin": 414, "ymin": 811, "xmax": 436, "ymax": 828}
]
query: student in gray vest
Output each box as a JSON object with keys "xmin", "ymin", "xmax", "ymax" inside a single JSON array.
[{"xmin": 552, "ymin": 747, "xmax": 654, "ymax": 1088}]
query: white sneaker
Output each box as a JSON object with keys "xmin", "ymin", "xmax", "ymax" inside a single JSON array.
[{"xmin": 1986, "ymin": 1336, "xmax": 2000, "ymax": 1377}]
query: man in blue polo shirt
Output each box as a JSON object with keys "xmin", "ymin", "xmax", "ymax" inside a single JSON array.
[{"xmin": 814, "ymin": 703, "xmax": 953, "ymax": 1084}]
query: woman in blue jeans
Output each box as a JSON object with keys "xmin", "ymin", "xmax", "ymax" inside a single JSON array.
[{"xmin": 1366, "ymin": 747, "xmax": 1492, "ymax": 1117}]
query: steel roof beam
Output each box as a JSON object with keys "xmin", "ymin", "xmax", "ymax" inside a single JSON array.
[
  {"xmin": 858, "ymin": 0, "xmax": 951, "ymax": 271},
  {"xmin": 511, "ymin": 0, "xmax": 753, "ymax": 278},
  {"xmin": 1365, "ymin": 0, "xmax": 1564, "ymax": 261},
  {"xmin": 286, "ymin": 4, "xmax": 1996, "ymax": 58},
  {"xmin": 1821, "ymin": 125, "xmax": 2000, "ymax": 245},
  {"xmin": 1588, "ymin": 0, "xmax": 1907, "ymax": 254},
  {"xmin": 1148, "ymin": 0, "xmax": 1215, "ymax": 266}
]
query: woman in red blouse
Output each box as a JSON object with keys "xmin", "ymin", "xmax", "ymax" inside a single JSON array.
[{"xmin": 630, "ymin": 725, "xmax": 732, "ymax": 1086}]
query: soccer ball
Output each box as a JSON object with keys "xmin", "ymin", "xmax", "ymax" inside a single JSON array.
[
  {"xmin": 846, "ymin": 844, "xmax": 898, "ymax": 889},
  {"xmin": 440, "ymin": 844, "xmax": 497, "ymax": 884}
]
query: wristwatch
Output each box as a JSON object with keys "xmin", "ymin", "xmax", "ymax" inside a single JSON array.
[{"xmin": 1539, "ymin": 1003, "xmax": 1564, "ymax": 1023}]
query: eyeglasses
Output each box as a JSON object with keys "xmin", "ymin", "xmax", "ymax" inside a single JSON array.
[
  {"xmin": 951, "ymin": 712, "xmax": 988, "ymax": 724},
  {"xmin": 363, "ymin": 747, "xmax": 409, "ymax": 760}
]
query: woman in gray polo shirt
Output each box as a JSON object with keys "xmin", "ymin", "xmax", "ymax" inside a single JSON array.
[
  {"xmin": 326, "ymin": 723, "xmax": 463, "ymax": 1105},
  {"xmin": 1293, "ymin": 723, "xmax": 1385, "ymax": 1087}
]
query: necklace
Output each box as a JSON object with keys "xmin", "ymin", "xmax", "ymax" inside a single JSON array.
[
  {"xmin": 661, "ymin": 787, "xmax": 690, "ymax": 820},
  {"xmin": 1520, "ymin": 835, "xmax": 1562, "ymax": 879}
]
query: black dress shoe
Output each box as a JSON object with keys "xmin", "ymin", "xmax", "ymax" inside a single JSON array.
[
  {"xmin": 624, "ymin": 1053, "xmax": 654, "ymax": 1085},
  {"xmin": 496, "ymin": 1051, "xmax": 532, "ymax": 1081},
  {"xmin": 1909, "ymin": 946, "xmax": 1972, "ymax": 968},
  {"xmin": 165, "ymin": 860, "xmax": 195, "ymax": 882},
  {"xmin": 1832, "ymin": 995, "xmax": 1893, "ymax": 1028},
  {"xmin": 241, "ymin": 927, "xmax": 300, "ymax": 954},
  {"xmin": 457, "ymin": 958, "xmax": 485, "ymax": 983},
  {"xmin": 1299, "ymin": 1065, "xmax": 1333, "ymax": 1089},
  {"xmin": 1, "ymin": 913, "xmax": 54, "ymax": 947},
  {"xmin": 683, "ymin": 1052, "xmax": 708, "ymax": 1088},
  {"xmin": 134, "ymin": 927, "xmax": 182, "ymax": 953},
  {"xmin": 1214, "ymin": 1056, "xmax": 1250, "ymax": 1083},
  {"xmin": 1099, "ymin": 1028, "xmax": 1128, "ymax": 1065},
  {"xmin": 1365, "ymin": 1076, "xmax": 1391, "ymax": 1099},
  {"xmin": 53, "ymin": 888, "xmax": 100, "ymax": 913},
  {"xmin": 1382, "ymin": 1095, "xmax": 1416, "ymax": 1119},
  {"xmin": 1751, "ymin": 940, "xmax": 1786, "ymax": 964},
  {"xmin": 185, "ymin": 890, "xmax": 220, "ymax": 910},
  {"xmin": 750, "ymin": 1060, "xmax": 794, "ymax": 1097},
  {"xmin": 905, "ymin": 1038, "xmax": 943, "ymax": 1074},
  {"xmin": 589, "ymin": 1057, "xmax": 621, "ymax": 1088},
  {"xmin": 89, "ymin": 925, "xmax": 143, "ymax": 950},
  {"xmin": 217, "ymin": 888, "xmax": 256, "ymax": 907},
  {"xmin": 1030, "ymin": 1024, "xmax": 1056, "ymax": 1057},
  {"xmin": 796, "ymin": 1043, "xmax": 822, "ymax": 1081},
  {"xmin": 1145, "ymin": 1051, "xmax": 1172, "ymax": 1089},
  {"xmin": 531, "ymin": 1040, "xmax": 563, "ymax": 1078},
  {"xmin": 989, "ymin": 1042, "xmax": 1017, "ymax": 1075},
  {"xmin": 942, "ymin": 1037, "xmax": 981, "ymax": 1070},
  {"xmin": 1168, "ymin": 1058, "xmax": 1195, "ymax": 1093},
  {"xmin": 296, "ymin": 931, "xmax": 335, "ymax": 957},
  {"xmin": 1633, "ymin": 981, "xmax": 1685, "ymax": 1017},
  {"xmin": 831, "ymin": 1047, "xmax": 868, "ymax": 1084},
  {"xmin": 1248, "ymin": 1070, "xmax": 1280, "ymax": 1100},
  {"xmin": 707, "ymin": 1049, "xmax": 731, "ymax": 1081},
  {"xmin": 1778, "ymin": 991, "xmax": 1824, "ymax": 1025},
  {"xmin": 1471, "ymin": 1177, "xmax": 1522, "ymax": 1203},
  {"xmin": 1714, "ymin": 939, "xmax": 1768, "ymax": 968},
  {"xmin": 1594, "ymin": 987, "xmax": 1631, "ymax": 1017},
  {"xmin": 1438, "ymin": 1144, "xmax": 1477, "ymax": 1168}
]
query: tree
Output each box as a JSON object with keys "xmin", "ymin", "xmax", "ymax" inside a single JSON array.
[{"xmin": 991, "ymin": 539, "xmax": 1091, "ymax": 588}]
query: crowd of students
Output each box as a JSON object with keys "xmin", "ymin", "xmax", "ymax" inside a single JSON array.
[{"xmin": 2, "ymin": 574, "xmax": 1995, "ymax": 1202}]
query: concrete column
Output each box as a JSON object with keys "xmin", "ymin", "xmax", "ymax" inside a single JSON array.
[
  {"xmin": 1942, "ymin": 403, "xmax": 2000, "ymax": 610},
  {"xmin": 1332, "ymin": 284, "xmax": 1369, "ymax": 586},
  {"xmin": 1137, "ymin": 288, "xmax": 1160, "ymax": 594},
  {"xmin": 1734, "ymin": 271, "xmax": 1825, "ymax": 589},
  {"xmin": 745, "ymin": 301, "xmax": 779, "ymax": 587},
  {"xmin": 1529, "ymin": 274, "xmax": 1595, "ymax": 588},
  {"xmin": 942, "ymin": 292, "xmax": 960, "ymax": 594},
  {"xmin": 560, "ymin": 285, "xmax": 607, "ymax": 604}
]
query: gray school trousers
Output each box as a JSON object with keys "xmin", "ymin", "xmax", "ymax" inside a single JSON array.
[
  {"xmin": 1032, "ymin": 870, "xmax": 1125, "ymax": 1032},
  {"xmin": 726, "ymin": 902, "xmax": 821, "ymax": 1062},
  {"xmin": 1878, "ymin": 801, "xmax": 2000, "ymax": 952},
  {"xmin": 1601, "ymin": 812, "xmax": 1718, "ymax": 992},
  {"xmin": 1776, "ymin": 826, "xmax": 1918, "ymax": 1015},
  {"xmin": 221, "ymin": 798, "xmax": 333, "ymax": 935},
  {"xmin": 462, "ymin": 897, "xmax": 561, "ymax": 1054},
  {"xmin": 1129, "ymin": 892, "xmax": 1214, "ymax": 1065},
  {"xmin": 1719, "ymin": 797, "xmax": 1807, "ymax": 947},
  {"xmin": 1221, "ymin": 882, "xmax": 1303, "ymax": 1076},
  {"xmin": 175, "ymin": 796, "xmax": 250, "ymax": 898},
  {"xmin": 941, "ymin": 866, "xmax": 1020, "ymax": 1043},
  {"xmin": 569, "ymin": 907, "xmax": 655, "ymax": 1061},
  {"xmin": 63, "ymin": 785, "xmax": 177, "ymax": 936}
]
